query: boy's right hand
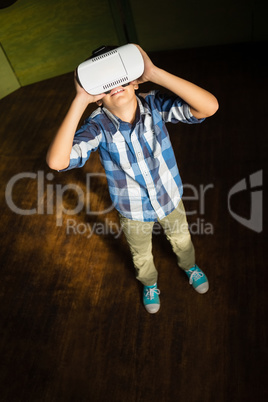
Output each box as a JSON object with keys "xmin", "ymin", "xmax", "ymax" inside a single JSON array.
[{"xmin": 74, "ymin": 72, "xmax": 106, "ymax": 105}]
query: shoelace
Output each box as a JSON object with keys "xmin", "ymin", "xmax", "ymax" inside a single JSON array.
[
  {"xmin": 188, "ymin": 269, "xmax": 204, "ymax": 285},
  {"xmin": 145, "ymin": 287, "xmax": 160, "ymax": 300}
]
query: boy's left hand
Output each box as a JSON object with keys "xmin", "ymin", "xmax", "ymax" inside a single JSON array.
[{"xmin": 131, "ymin": 45, "xmax": 157, "ymax": 85}]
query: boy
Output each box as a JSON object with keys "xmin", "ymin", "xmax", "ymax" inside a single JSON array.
[{"xmin": 46, "ymin": 45, "xmax": 218, "ymax": 314}]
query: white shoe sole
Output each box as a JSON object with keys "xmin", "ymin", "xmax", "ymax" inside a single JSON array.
[
  {"xmin": 194, "ymin": 282, "xmax": 209, "ymax": 294},
  {"xmin": 144, "ymin": 303, "xmax": 160, "ymax": 314}
]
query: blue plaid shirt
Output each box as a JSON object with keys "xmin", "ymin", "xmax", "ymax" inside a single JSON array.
[{"xmin": 65, "ymin": 91, "xmax": 204, "ymax": 221}]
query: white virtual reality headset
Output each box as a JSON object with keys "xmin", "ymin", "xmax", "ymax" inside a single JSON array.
[{"xmin": 76, "ymin": 44, "xmax": 144, "ymax": 95}]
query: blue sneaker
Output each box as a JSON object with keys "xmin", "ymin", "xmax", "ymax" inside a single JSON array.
[
  {"xmin": 143, "ymin": 283, "xmax": 160, "ymax": 314},
  {"xmin": 185, "ymin": 265, "xmax": 209, "ymax": 294}
]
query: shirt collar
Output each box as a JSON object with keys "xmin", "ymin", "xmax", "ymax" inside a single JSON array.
[
  {"xmin": 137, "ymin": 95, "xmax": 151, "ymax": 117},
  {"xmin": 102, "ymin": 106, "xmax": 120, "ymax": 129},
  {"xmin": 102, "ymin": 94, "xmax": 151, "ymax": 130}
]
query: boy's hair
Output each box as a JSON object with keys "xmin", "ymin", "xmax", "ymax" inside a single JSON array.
[
  {"xmin": 76, "ymin": 45, "xmax": 118, "ymax": 75},
  {"xmin": 90, "ymin": 45, "xmax": 118, "ymax": 59}
]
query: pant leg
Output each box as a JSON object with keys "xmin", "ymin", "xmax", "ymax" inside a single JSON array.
[
  {"xmin": 119, "ymin": 214, "xmax": 157, "ymax": 286},
  {"xmin": 158, "ymin": 200, "xmax": 195, "ymax": 270}
]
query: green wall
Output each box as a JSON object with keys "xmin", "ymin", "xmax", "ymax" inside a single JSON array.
[
  {"xmin": 0, "ymin": 0, "xmax": 267, "ymax": 99},
  {"xmin": 130, "ymin": 0, "xmax": 259, "ymax": 51},
  {"xmin": 0, "ymin": 44, "xmax": 20, "ymax": 98},
  {"xmin": 0, "ymin": 0, "xmax": 119, "ymax": 97}
]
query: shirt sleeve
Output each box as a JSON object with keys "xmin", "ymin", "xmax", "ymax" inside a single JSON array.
[
  {"xmin": 60, "ymin": 119, "xmax": 102, "ymax": 171},
  {"xmin": 149, "ymin": 90, "xmax": 205, "ymax": 124}
]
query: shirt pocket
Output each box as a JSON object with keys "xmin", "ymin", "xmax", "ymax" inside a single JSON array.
[
  {"xmin": 107, "ymin": 140, "xmax": 131, "ymax": 170},
  {"xmin": 143, "ymin": 129, "xmax": 161, "ymax": 158}
]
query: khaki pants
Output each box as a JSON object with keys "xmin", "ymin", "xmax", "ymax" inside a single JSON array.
[{"xmin": 119, "ymin": 200, "xmax": 195, "ymax": 286}]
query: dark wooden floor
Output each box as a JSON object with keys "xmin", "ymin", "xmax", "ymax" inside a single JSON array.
[{"xmin": 0, "ymin": 42, "xmax": 267, "ymax": 402}]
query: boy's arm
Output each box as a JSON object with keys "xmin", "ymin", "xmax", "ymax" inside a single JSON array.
[
  {"xmin": 46, "ymin": 77, "xmax": 105, "ymax": 171},
  {"xmin": 132, "ymin": 46, "xmax": 219, "ymax": 119}
]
